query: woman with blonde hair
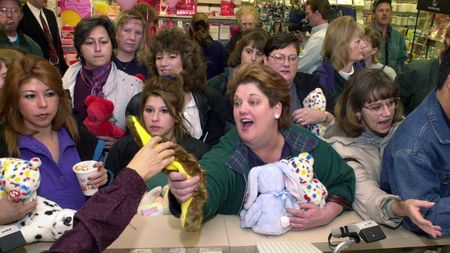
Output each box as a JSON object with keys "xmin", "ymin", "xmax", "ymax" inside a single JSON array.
[
  {"xmin": 0, "ymin": 55, "xmax": 107, "ymax": 224},
  {"xmin": 189, "ymin": 12, "xmax": 225, "ymax": 79},
  {"xmin": 114, "ymin": 9, "xmax": 149, "ymax": 79},
  {"xmin": 0, "ymin": 48, "xmax": 23, "ymax": 93},
  {"xmin": 313, "ymin": 16, "xmax": 367, "ymax": 110},
  {"xmin": 224, "ymin": 5, "xmax": 260, "ymax": 60},
  {"xmin": 132, "ymin": 3, "xmax": 158, "ymax": 38}
]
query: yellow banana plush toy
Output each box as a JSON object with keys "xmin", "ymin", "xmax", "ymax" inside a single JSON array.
[{"xmin": 126, "ymin": 115, "xmax": 207, "ymax": 232}]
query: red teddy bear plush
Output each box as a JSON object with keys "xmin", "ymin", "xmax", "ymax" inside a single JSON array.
[{"xmin": 83, "ymin": 95, "xmax": 126, "ymax": 139}]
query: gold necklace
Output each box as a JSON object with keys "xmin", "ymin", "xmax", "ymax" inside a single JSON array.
[{"xmin": 115, "ymin": 58, "xmax": 132, "ymax": 71}]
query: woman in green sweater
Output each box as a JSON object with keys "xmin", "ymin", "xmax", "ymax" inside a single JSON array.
[{"xmin": 168, "ymin": 63, "xmax": 355, "ymax": 230}]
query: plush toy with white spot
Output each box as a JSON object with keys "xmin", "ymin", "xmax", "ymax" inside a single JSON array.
[
  {"xmin": 0, "ymin": 157, "xmax": 76, "ymax": 243},
  {"xmin": 302, "ymin": 88, "xmax": 327, "ymax": 137}
]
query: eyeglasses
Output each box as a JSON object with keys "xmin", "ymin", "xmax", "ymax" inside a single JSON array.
[
  {"xmin": 269, "ymin": 53, "xmax": 298, "ymax": 64},
  {"xmin": 0, "ymin": 7, "xmax": 20, "ymax": 16},
  {"xmin": 363, "ymin": 97, "xmax": 400, "ymax": 115}
]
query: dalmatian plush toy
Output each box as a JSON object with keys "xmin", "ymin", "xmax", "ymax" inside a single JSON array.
[{"xmin": 0, "ymin": 157, "xmax": 76, "ymax": 243}]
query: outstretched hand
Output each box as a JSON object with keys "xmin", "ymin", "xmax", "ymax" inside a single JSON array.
[
  {"xmin": 400, "ymin": 199, "xmax": 442, "ymax": 238},
  {"xmin": 127, "ymin": 136, "xmax": 175, "ymax": 180}
]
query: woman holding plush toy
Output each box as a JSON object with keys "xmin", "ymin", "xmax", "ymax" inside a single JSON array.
[
  {"xmin": 62, "ymin": 16, "xmax": 143, "ymax": 148},
  {"xmin": 107, "ymin": 75, "xmax": 210, "ymax": 189},
  {"xmin": 168, "ymin": 63, "xmax": 356, "ymax": 231},
  {"xmin": 0, "ymin": 55, "xmax": 108, "ymax": 223}
]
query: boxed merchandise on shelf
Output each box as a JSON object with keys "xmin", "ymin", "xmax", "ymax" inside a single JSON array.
[{"xmin": 60, "ymin": 25, "xmax": 78, "ymax": 66}]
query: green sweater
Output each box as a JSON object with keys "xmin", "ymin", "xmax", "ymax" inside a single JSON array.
[
  {"xmin": 207, "ymin": 67, "xmax": 233, "ymax": 95},
  {"xmin": 397, "ymin": 58, "xmax": 439, "ymax": 115},
  {"xmin": 193, "ymin": 124, "xmax": 355, "ymax": 221},
  {"xmin": 375, "ymin": 24, "xmax": 408, "ymax": 73}
]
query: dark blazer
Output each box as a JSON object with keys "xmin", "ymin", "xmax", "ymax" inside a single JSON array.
[{"xmin": 19, "ymin": 4, "xmax": 68, "ymax": 73}]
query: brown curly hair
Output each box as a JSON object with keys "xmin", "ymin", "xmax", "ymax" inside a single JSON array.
[{"xmin": 146, "ymin": 27, "xmax": 207, "ymax": 93}]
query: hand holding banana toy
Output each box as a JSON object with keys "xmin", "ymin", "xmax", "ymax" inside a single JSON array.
[{"xmin": 127, "ymin": 115, "xmax": 207, "ymax": 232}]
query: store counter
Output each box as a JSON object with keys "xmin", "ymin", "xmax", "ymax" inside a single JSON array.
[
  {"xmin": 224, "ymin": 212, "xmax": 450, "ymax": 252},
  {"xmin": 9, "ymin": 212, "xmax": 450, "ymax": 253}
]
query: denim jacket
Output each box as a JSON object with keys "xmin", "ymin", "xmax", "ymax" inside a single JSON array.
[{"xmin": 380, "ymin": 90, "xmax": 450, "ymax": 236}]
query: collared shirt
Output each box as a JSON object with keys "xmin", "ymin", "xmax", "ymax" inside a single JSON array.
[
  {"xmin": 26, "ymin": 1, "xmax": 49, "ymax": 33},
  {"xmin": 310, "ymin": 23, "xmax": 329, "ymax": 35},
  {"xmin": 18, "ymin": 127, "xmax": 86, "ymax": 210},
  {"xmin": 226, "ymin": 127, "xmax": 319, "ymax": 175},
  {"xmin": 247, "ymin": 141, "xmax": 292, "ymax": 169},
  {"xmin": 372, "ymin": 23, "xmax": 408, "ymax": 72},
  {"xmin": 183, "ymin": 92, "xmax": 203, "ymax": 139},
  {"xmin": 297, "ymin": 23, "xmax": 329, "ymax": 74}
]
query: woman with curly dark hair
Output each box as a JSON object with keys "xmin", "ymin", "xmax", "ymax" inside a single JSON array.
[{"xmin": 127, "ymin": 27, "xmax": 222, "ymax": 145}]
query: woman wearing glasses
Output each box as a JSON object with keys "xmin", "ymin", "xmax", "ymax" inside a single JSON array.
[
  {"xmin": 324, "ymin": 69, "xmax": 436, "ymax": 234},
  {"xmin": 264, "ymin": 33, "xmax": 334, "ymax": 136}
]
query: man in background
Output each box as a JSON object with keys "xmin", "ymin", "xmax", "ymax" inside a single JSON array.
[
  {"xmin": 19, "ymin": 0, "xmax": 67, "ymax": 73},
  {"xmin": 0, "ymin": 0, "xmax": 42, "ymax": 56},
  {"xmin": 372, "ymin": 0, "xmax": 407, "ymax": 72},
  {"xmin": 297, "ymin": 0, "xmax": 330, "ymax": 74}
]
